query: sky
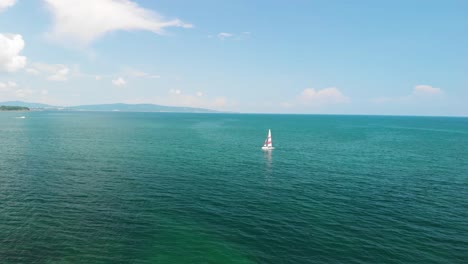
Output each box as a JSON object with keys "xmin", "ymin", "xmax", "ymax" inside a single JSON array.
[{"xmin": 0, "ymin": 0, "xmax": 467, "ymax": 115}]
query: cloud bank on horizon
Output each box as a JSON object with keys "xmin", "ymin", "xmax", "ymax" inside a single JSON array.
[{"xmin": 0, "ymin": 0, "xmax": 466, "ymax": 115}]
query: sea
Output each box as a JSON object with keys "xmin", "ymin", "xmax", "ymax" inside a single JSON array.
[{"xmin": 0, "ymin": 112, "xmax": 467, "ymax": 264}]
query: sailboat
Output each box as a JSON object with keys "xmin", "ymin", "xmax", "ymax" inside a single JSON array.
[{"xmin": 262, "ymin": 129, "xmax": 275, "ymax": 150}]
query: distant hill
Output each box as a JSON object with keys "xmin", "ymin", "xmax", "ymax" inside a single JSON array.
[
  {"xmin": 0, "ymin": 105, "xmax": 29, "ymax": 111},
  {"xmin": 0, "ymin": 101, "xmax": 218, "ymax": 113},
  {"xmin": 0, "ymin": 101, "xmax": 55, "ymax": 108}
]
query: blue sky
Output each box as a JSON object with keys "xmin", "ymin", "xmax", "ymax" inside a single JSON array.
[{"xmin": 0, "ymin": 0, "xmax": 467, "ymax": 115}]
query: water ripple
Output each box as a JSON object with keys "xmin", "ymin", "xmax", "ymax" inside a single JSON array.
[{"xmin": 0, "ymin": 112, "xmax": 467, "ymax": 263}]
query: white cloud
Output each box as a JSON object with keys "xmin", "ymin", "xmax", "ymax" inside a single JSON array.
[
  {"xmin": 95, "ymin": 75, "xmax": 102, "ymax": 80},
  {"xmin": 373, "ymin": 85, "xmax": 443, "ymax": 104},
  {"xmin": 0, "ymin": 0, "xmax": 16, "ymax": 12},
  {"xmin": 413, "ymin": 85, "xmax": 442, "ymax": 96},
  {"xmin": 112, "ymin": 77, "xmax": 126, "ymax": 86},
  {"xmin": 44, "ymin": 0, "xmax": 193, "ymax": 46},
  {"xmin": 28, "ymin": 63, "xmax": 70, "ymax": 81},
  {"xmin": 0, "ymin": 34, "xmax": 27, "ymax": 72},
  {"xmin": 279, "ymin": 87, "xmax": 349, "ymax": 111},
  {"xmin": 215, "ymin": 31, "xmax": 251, "ymax": 41},
  {"xmin": 169, "ymin": 88, "xmax": 181, "ymax": 95},
  {"xmin": 196, "ymin": 91, "xmax": 203, "ymax": 97},
  {"xmin": 0, "ymin": 81, "xmax": 35, "ymax": 100},
  {"xmin": 15, "ymin": 88, "xmax": 34, "ymax": 98},
  {"xmin": 26, "ymin": 68, "xmax": 40, "ymax": 75},
  {"xmin": 48, "ymin": 66, "xmax": 70, "ymax": 81},
  {"xmin": 298, "ymin": 87, "xmax": 349, "ymax": 105},
  {"xmin": 217, "ymin": 32, "xmax": 233, "ymax": 40},
  {"xmin": 41, "ymin": 89, "xmax": 49, "ymax": 95},
  {"xmin": 0, "ymin": 80, "xmax": 17, "ymax": 91}
]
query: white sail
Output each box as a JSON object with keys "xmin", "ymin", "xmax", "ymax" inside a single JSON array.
[
  {"xmin": 262, "ymin": 129, "xmax": 274, "ymax": 150},
  {"xmin": 266, "ymin": 129, "xmax": 272, "ymax": 147}
]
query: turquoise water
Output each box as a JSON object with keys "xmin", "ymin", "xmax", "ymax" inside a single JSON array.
[{"xmin": 1, "ymin": 112, "xmax": 467, "ymax": 263}]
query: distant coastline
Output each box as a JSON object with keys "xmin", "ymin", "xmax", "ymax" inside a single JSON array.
[
  {"xmin": 0, "ymin": 105, "xmax": 30, "ymax": 111},
  {"xmin": 0, "ymin": 101, "xmax": 217, "ymax": 113}
]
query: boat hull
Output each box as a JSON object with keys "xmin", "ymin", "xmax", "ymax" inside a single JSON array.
[{"xmin": 262, "ymin": 146, "xmax": 275, "ymax": 150}]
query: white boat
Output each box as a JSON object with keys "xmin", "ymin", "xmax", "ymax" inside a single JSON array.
[
  {"xmin": 261, "ymin": 129, "xmax": 275, "ymax": 150},
  {"xmin": 15, "ymin": 116, "xmax": 26, "ymax": 119}
]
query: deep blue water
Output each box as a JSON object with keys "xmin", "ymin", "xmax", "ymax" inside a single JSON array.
[{"xmin": 1, "ymin": 112, "xmax": 467, "ymax": 263}]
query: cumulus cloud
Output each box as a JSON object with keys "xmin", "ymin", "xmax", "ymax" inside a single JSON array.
[
  {"xmin": 413, "ymin": 85, "xmax": 442, "ymax": 96},
  {"xmin": 217, "ymin": 32, "xmax": 233, "ymax": 40},
  {"xmin": 0, "ymin": 0, "xmax": 16, "ymax": 12},
  {"xmin": 48, "ymin": 66, "xmax": 70, "ymax": 81},
  {"xmin": 112, "ymin": 77, "xmax": 126, "ymax": 86},
  {"xmin": 0, "ymin": 80, "xmax": 17, "ymax": 91},
  {"xmin": 169, "ymin": 88, "xmax": 181, "ymax": 95},
  {"xmin": 15, "ymin": 88, "xmax": 34, "ymax": 98},
  {"xmin": 298, "ymin": 87, "xmax": 349, "ymax": 105},
  {"xmin": 26, "ymin": 68, "xmax": 40, "ymax": 75},
  {"xmin": 44, "ymin": 0, "xmax": 193, "ymax": 46},
  {"xmin": 28, "ymin": 63, "xmax": 70, "ymax": 81},
  {"xmin": 1, "ymin": 81, "xmax": 16, "ymax": 87},
  {"xmin": 0, "ymin": 81, "xmax": 36, "ymax": 100},
  {"xmin": 0, "ymin": 34, "xmax": 27, "ymax": 72},
  {"xmin": 279, "ymin": 87, "xmax": 349, "ymax": 111},
  {"xmin": 373, "ymin": 85, "xmax": 443, "ymax": 103}
]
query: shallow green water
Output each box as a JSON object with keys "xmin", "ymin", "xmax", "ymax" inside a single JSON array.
[{"xmin": 1, "ymin": 112, "xmax": 467, "ymax": 263}]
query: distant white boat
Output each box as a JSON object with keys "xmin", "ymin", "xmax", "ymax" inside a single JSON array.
[
  {"xmin": 15, "ymin": 116, "xmax": 26, "ymax": 119},
  {"xmin": 262, "ymin": 129, "xmax": 275, "ymax": 150}
]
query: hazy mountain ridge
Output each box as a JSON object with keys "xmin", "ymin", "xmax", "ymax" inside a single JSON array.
[
  {"xmin": 0, "ymin": 101, "xmax": 54, "ymax": 108},
  {"xmin": 0, "ymin": 101, "xmax": 218, "ymax": 113}
]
